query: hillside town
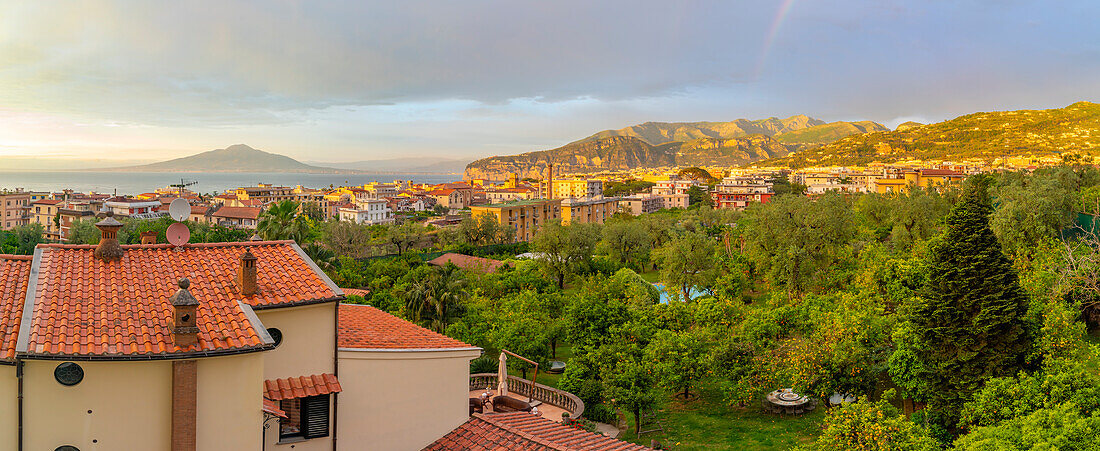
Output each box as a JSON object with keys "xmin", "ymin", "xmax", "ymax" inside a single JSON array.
[{"xmin": 0, "ymin": 158, "xmax": 1000, "ymax": 241}]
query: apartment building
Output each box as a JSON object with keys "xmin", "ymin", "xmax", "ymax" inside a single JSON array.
[
  {"xmin": 30, "ymin": 198, "xmax": 63, "ymax": 240},
  {"xmin": 619, "ymin": 194, "xmax": 662, "ymax": 216},
  {"xmin": 712, "ymin": 177, "xmax": 774, "ymax": 210},
  {"xmin": 551, "ymin": 179, "xmax": 604, "ymax": 199},
  {"xmin": 651, "ymin": 179, "xmax": 700, "ymax": 196},
  {"xmin": 874, "ymin": 168, "xmax": 966, "ymax": 193},
  {"xmin": 658, "ymin": 193, "xmax": 690, "ymax": 210},
  {"xmin": 57, "ymin": 201, "xmax": 98, "ymax": 241},
  {"xmin": 339, "ymin": 199, "xmax": 394, "ymax": 225},
  {"xmin": 427, "ymin": 189, "xmax": 465, "ymax": 210},
  {"xmin": 484, "ymin": 187, "xmax": 535, "ymax": 204},
  {"xmin": 469, "ymin": 199, "xmax": 562, "ymax": 242},
  {"xmin": 0, "ymin": 190, "xmax": 31, "ymax": 230},
  {"xmin": 560, "ymin": 197, "xmax": 618, "ymax": 225},
  {"xmin": 234, "ymin": 184, "xmax": 296, "ymax": 203}
]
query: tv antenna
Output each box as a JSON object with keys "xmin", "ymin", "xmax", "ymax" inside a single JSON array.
[{"xmin": 170, "ymin": 178, "xmax": 198, "ymax": 197}]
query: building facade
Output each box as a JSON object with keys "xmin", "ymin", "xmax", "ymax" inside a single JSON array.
[
  {"xmin": 618, "ymin": 194, "xmax": 662, "ymax": 216},
  {"xmin": 469, "ymin": 199, "xmax": 562, "ymax": 242},
  {"xmin": 560, "ymin": 197, "xmax": 618, "ymax": 225},
  {"xmin": 0, "ymin": 190, "xmax": 31, "ymax": 230}
]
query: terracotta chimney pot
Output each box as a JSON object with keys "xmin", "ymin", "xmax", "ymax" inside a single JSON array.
[
  {"xmin": 140, "ymin": 230, "xmax": 158, "ymax": 245},
  {"xmin": 238, "ymin": 249, "xmax": 257, "ymax": 296},
  {"xmin": 93, "ymin": 213, "xmax": 125, "ymax": 261}
]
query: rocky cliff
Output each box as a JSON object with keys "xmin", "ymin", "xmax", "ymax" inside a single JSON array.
[{"xmin": 464, "ymin": 135, "xmax": 792, "ymax": 180}]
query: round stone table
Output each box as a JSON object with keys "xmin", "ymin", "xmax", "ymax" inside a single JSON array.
[{"xmin": 764, "ymin": 388, "xmax": 815, "ymax": 415}]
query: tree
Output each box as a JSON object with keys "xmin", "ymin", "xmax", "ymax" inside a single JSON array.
[
  {"xmin": 902, "ymin": 176, "xmax": 1034, "ymax": 424},
  {"xmin": 405, "ymin": 264, "xmax": 469, "ymax": 332},
  {"xmin": 0, "ymin": 223, "xmax": 45, "ymax": 254},
  {"xmin": 458, "ymin": 212, "xmax": 513, "ymax": 246},
  {"xmin": 598, "ymin": 219, "xmax": 652, "ymax": 270},
  {"xmin": 743, "ymin": 192, "xmax": 855, "ymax": 296},
  {"xmin": 599, "ymin": 342, "xmax": 659, "ymax": 435},
  {"xmin": 386, "ymin": 221, "xmax": 425, "ymax": 254},
  {"xmin": 257, "ymin": 200, "xmax": 314, "ymax": 243},
  {"xmin": 532, "ymin": 221, "xmax": 600, "ymax": 289},
  {"xmin": 686, "ymin": 186, "xmax": 713, "ymax": 208},
  {"xmin": 653, "ymin": 230, "xmax": 717, "ymax": 301},
  {"xmin": 646, "ymin": 328, "xmax": 709, "ymax": 398},
  {"xmin": 321, "ymin": 220, "xmax": 374, "ymax": 258},
  {"xmin": 954, "ymin": 403, "xmax": 1100, "ymax": 451},
  {"xmin": 800, "ymin": 391, "xmax": 939, "ymax": 451}
]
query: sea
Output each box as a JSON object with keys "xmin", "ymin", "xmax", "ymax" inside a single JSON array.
[{"xmin": 0, "ymin": 171, "xmax": 462, "ymax": 196}]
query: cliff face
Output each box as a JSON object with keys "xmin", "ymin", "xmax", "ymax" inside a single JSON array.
[
  {"xmin": 464, "ymin": 135, "xmax": 792, "ymax": 180},
  {"xmin": 575, "ymin": 115, "xmax": 828, "ymax": 146},
  {"xmin": 465, "ymin": 136, "xmax": 669, "ymax": 180},
  {"xmin": 664, "ymin": 135, "xmax": 795, "ymax": 167},
  {"xmin": 464, "ymin": 114, "xmax": 891, "ymax": 180}
]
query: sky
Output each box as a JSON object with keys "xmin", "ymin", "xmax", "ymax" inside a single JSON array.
[{"xmin": 0, "ymin": 0, "xmax": 1097, "ymax": 164}]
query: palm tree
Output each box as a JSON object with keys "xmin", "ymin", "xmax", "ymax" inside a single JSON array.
[
  {"xmin": 257, "ymin": 200, "xmax": 313, "ymax": 243},
  {"xmin": 302, "ymin": 243, "xmax": 337, "ymax": 271},
  {"xmin": 405, "ymin": 265, "xmax": 468, "ymax": 333}
]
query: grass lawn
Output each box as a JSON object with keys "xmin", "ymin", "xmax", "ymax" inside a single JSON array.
[{"xmin": 618, "ymin": 379, "xmax": 824, "ymax": 451}]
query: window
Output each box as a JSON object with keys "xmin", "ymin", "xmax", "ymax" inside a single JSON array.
[{"xmin": 279, "ymin": 395, "xmax": 330, "ymax": 440}]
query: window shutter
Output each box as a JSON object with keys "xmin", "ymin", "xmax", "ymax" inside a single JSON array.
[{"xmin": 302, "ymin": 395, "xmax": 330, "ymax": 439}]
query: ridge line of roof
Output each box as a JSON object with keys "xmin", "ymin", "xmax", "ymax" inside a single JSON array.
[
  {"xmin": 240, "ymin": 301, "xmax": 275, "ymax": 346},
  {"xmin": 0, "ymin": 254, "xmax": 32, "ymax": 261},
  {"xmin": 35, "ymin": 240, "xmax": 296, "ymax": 250},
  {"xmin": 290, "ymin": 241, "xmax": 344, "ymax": 296},
  {"xmin": 14, "ymin": 247, "xmax": 43, "ymax": 355}
]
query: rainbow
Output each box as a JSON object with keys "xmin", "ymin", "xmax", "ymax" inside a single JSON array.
[{"xmin": 754, "ymin": 0, "xmax": 797, "ymax": 78}]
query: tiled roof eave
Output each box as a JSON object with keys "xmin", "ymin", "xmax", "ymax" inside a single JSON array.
[
  {"xmin": 247, "ymin": 295, "xmax": 345, "ymax": 311},
  {"xmin": 17, "ymin": 343, "xmax": 274, "ymax": 361}
]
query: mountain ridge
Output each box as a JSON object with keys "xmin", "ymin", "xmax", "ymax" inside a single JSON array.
[
  {"xmin": 466, "ymin": 115, "xmax": 887, "ymax": 179},
  {"xmin": 107, "ymin": 144, "xmax": 348, "ymax": 173},
  {"xmin": 759, "ymin": 101, "xmax": 1100, "ymax": 169}
]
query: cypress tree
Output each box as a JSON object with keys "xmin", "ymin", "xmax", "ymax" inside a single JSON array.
[{"xmin": 909, "ymin": 176, "xmax": 1033, "ymax": 424}]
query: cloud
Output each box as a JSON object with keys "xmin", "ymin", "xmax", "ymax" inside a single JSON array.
[{"xmin": 0, "ymin": 0, "xmax": 1097, "ymax": 160}]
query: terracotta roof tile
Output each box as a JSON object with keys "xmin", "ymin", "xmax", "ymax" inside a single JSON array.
[
  {"xmin": 338, "ymin": 304, "xmax": 475, "ymax": 350},
  {"xmin": 263, "ymin": 397, "xmax": 287, "ymax": 418},
  {"xmin": 264, "ymin": 373, "xmax": 342, "ymax": 400},
  {"xmin": 425, "ymin": 412, "xmax": 650, "ymax": 451},
  {"xmin": 21, "ymin": 241, "xmax": 340, "ymax": 358},
  {"xmin": 340, "ymin": 288, "xmax": 370, "ymax": 297},
  {"xmin": 427, "ymin": 253, "xmax": 507, "ymax": 273},
  {"xmin": 213, "ymin": 206, "xmax": 262, "ymax": 220},
  {"xmin": 0, "ymin": 255, "xmax": 31, "ymax": 361}
]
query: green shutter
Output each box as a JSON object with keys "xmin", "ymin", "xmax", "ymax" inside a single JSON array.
[{"xmin": 302, "ymin": 395, "xmax": 330, "ymax": 439}]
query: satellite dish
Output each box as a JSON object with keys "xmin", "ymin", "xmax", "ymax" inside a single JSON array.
[
  {"xmin": 168, "ymin": 198, "xmax": 191, "ymax": 222},
  {"xmin": 166, "ymin": 223, "xmax": 191, "ymax": 247}
]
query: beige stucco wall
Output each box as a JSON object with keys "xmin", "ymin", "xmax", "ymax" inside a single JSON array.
[
  {"xmin": 337, "ymin": 349, "xmax": 480, "ymax": 451},
  {"xmin": 198, "ymin": 353, "xmax": 265, "ymax": 450},
  {"xmin": 257, "ymin": 302, "xmax": 337, "ymax": 451},
  {"xmin": 0, "ymin": 365, "xmax": 15, "ymax": 451},
  {"xmin": 256, "ymin": 302, "xmax": 337, "ymax": 380},
  {"xmin": 23, "ymin": 360, "xmax": 173, "ymax": 450}
]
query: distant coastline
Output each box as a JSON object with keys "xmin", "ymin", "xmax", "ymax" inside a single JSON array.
[{"xmin": 0, "ymin": 171, "xmax": 462, "ymax": 196}]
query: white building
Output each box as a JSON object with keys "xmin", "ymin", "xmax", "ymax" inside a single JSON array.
[{"xmin": 339, "ymin": 199, "xmax": 394, "ymax": 225}]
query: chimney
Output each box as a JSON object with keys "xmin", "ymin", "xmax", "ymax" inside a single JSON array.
[
  {"xmin": 93, "ymin": 213, "xmax": 125, "ymax": 262},
  {"xmin": 169, "ymin": 280, "xmax": 199, "ymax": 450},
  {"xmin": 169, "ymin": 278, "xmax": 200, "ymax": 348},
  {"xmin": 238, "ymin": 249, "xmax": 257, "ymax": 296},
  {"xmin": 140, "ymin": 230, "xmax": 158, "ymax": 245},
  {"xmin": 545, "ymin": 163, "xmax": 554, "ymax": 199}
]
